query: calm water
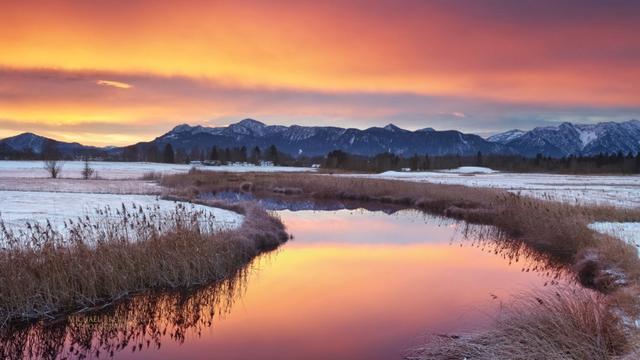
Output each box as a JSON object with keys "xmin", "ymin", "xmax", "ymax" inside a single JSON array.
[{"xmin": 1, "ymin": 209, "xmax": 564, "ymax": 360}]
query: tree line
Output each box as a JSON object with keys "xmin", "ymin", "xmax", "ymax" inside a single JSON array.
[
  {"xmin": 2, "ymin": 139, "xmax": 639, "ymax": 174},
  {"xmin": 123, "ymin": 143, "xmax": 285, "ymax": 165},
  {"xmin": 321, "ymin": 150, "xmax": 640, "ymax": 174}
]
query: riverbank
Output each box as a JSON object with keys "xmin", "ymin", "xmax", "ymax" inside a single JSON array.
[
  {"xmin": 0, "ymin": 200, "xmax": 288, "ymax": 326},
  {"xmin": 161, "ymin": 170, "xmax": 640, "ymax": 358}
]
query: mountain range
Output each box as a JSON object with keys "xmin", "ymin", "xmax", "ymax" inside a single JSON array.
[
  {"xmin": 144, "ymin": 119, "xmax": 511, "ymax": 157},
  {"xmin": 1, "ymin": 119, "xmax": 639, "ymax": 160},
  {"xmin": 487, "ymin": 120, "xmax": 640, "ymax": 157}
]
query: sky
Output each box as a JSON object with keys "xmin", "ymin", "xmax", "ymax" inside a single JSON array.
[{"xmin": 1, "ymin": 0, "xmax": 639, "ymax": 146}]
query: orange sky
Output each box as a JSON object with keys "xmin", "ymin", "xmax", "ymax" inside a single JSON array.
[{"xmin": 1, "ymin": 0, "xmax": 639, "ymax": 145}]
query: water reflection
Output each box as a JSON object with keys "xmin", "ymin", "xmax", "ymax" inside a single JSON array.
[
  {"xmin": 454, "ymin": 222, "xmax": 568, "ymax": 286},
  {"xmin": 0, "ymin": 270, "xmax": 248, "ymax": 360},
  {"xmin": 0, "ymin": 209, "xmax": 568, "ymax": 360},
  {"xmin": 201, "ymin": 191, "xmax": 407, "ymax": 213}
]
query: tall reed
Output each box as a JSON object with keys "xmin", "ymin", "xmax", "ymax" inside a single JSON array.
[{"xmin": 0, "ymin": 201, "xmax": 287, "ymax": 327}]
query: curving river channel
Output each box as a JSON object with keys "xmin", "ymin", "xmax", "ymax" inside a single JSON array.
[{"xmin": 0, "ymin": 207, "xmax": 567, "ymax": 360}]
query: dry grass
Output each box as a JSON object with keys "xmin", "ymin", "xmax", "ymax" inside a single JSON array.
[
  {"xmin": 0, "ymin": 200, "xmax": 287, "ymax": 327},
  {"xmin": 161, "ymin": 171, "xmax": 640, "ymax": 359},
  {"xmin": 406, "ymin": 286, "xmax": 635, "ymax": 360},
  {"xmin": 161, "ymin": 171, "xmax": 640, "ymax": 292},
  {"xmin": 140, "ymin": 171, "xmax": 162, "ymax": 181}
]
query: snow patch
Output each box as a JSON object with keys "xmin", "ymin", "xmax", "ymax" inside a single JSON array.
[
  {"xmin": 0, "ymin": 161, "xmax": 315, "ymax": 180},
  {"xmin": 346, "ymin": 171, "xmax": 640, "ymax": 208},
  {"xmin": 589, "ymin": 222, "xmax": 640, "ymax": 251},
  {"xmin": 577, "ymin": 128, "xmax": 598, "ymax": 148},
  {"xmin": 0, "ymin": 190, "xmax": 244, "ymax": 234},
  {"xmin": 440, "ymin": 166, "xmax": 498, "ymax": 174}
]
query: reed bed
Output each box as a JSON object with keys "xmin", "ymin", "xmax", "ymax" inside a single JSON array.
[
  {"xmin": 0, "ymin": 201, "xmax": 288, "ymax": 327},
  {"xmin": 161, "ymin": 171, "xmax": 640, "ymax": 358},
  {"xmin": 161, "ymin": 171, "xmax": 640, "ymax": 292},
  {"xmin": 406, "ymin": 286, "xmax": 635, "ymax": 360}
]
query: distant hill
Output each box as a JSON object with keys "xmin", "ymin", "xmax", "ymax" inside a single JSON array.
[
  {"xmin": 487, "ymin": 120, "xmax": 640, "ymax": 157},
  {"xmin": 0, "ymin": 132, "xmax": 104, "ymax": 159}
]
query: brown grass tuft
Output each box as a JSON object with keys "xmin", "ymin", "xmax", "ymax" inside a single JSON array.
[
  {"xmin": 0, "ymin": 201, "xmax": 287, "ymax": 327},
  {"xmin": 407, "ymin": 287, "xmax": 632, "ymax": 360}
]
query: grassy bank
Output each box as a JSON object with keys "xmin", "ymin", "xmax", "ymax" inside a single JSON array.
[
  {"xmin": 161, "ymin": 171, "xmax": 640, "ymax": 290},
  {"xmin": 161, "ymin": 171, "xmax": 640, "ymax": 358},
  {"xmin": 0, "ymin": 201, "xmax": 288, "ymax": 327},
  {"xmin": 407, "ymin": 286, "xmax": 636, "ymax": 360}
]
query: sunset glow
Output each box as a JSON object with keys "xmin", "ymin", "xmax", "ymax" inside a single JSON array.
[{"xmin": 1, "ymin": 0, "xmax": 639, "ymax": 145}]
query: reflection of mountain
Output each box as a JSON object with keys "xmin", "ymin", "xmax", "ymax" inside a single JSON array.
[
  {"xmin": 0, "ymin": 268, "xmax": 250, "ymax": 360},
  {"xmin": 200, "ymin": 191, "xmax": 409, "ymax": 213}
]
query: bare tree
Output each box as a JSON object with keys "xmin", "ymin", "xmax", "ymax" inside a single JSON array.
[
  {"xmin": 44, "ymin": 160, "xmax": 62, "ymax": 179},
  {"xmin": 81, "ymin": 157, "xmax": 95, "ymax": 180}
]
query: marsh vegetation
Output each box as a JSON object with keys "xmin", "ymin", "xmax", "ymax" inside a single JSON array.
[
  {"xmin": 0, "ymin": 201, "xmax": 287, "ymax": 327},
  {"xmin": 161, "ymin": 170, "xmax": 640, "ymax": 358}
]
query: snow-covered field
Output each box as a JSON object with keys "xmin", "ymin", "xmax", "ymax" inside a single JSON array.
[
  {"xmin": 439, "ymin": 166, "xmax": 498, "ymax": 174},
  {"xmin": 0, "ymin": 178, "xmax": 161, "ymax": 194},
  {"xmin": 589, "ymin": 222, "xmax": 640, "ymax": 255},
  {"xmin": 349, "ymin": 167, "xmax": 640, "ymax": 209},
  {"xmin": 0, "ymin": 190, "xmax": 243, "ymax": 233},
  {"xmin": 0, "ymin": 160, "xmax": 315, "ymax": 180}
]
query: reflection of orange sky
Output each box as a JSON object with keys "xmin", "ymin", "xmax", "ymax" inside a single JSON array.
[
  {"xmin": 126, "ymin": 243, "xmax": 550, "ymax": 360},
  {"xmin": 1, "ymin": 1, "xmax": 640, "ymax": 145},
  {"xmin": 120, "ymin": 210, "xmax": 556, "ymax": 360},
  {"xmin": 282, "ymin": 209, "xmax": 459, "ymax": 244}
]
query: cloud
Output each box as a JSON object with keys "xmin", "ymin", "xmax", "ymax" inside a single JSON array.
[
  {"xmin": 438, "ymin": 112, "xmax": 467, "ymax": 119},
  {"xmin": 0, "ymin": 67, "xmax": 639, "ymax": 145},
  {"xmin": 96, "ymin": 80, "xmax": 132, "ymax": 89},
  {"xmin": 1, "ymin": 1, "xmax": 639, "ymax": 107}
]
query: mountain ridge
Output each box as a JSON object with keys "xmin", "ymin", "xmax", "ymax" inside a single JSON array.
[
  {"xmin": 2, "ymin": 119, "xmax": 639, "ymax": 159},
  {"xmin": 144, "ymin": 118, "xmax": 511, "ymax": 157},
  {"xmin": 487, "ymin": 119, "xmax": 640, "ymax": 157}
]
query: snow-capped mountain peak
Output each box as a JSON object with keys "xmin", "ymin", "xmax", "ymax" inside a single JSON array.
[
  {"xmin": 170, "ymin": 124, "xmax": 195, "ymax": 133},
  {"xmin": 487, "ymin": 120, "xmax": 640, "ymax": 157},
  {"xmin": 226, "ymin": 118, "xmax": 268, "ymax": 136},
  {"xmin": 383, "ymin": 124, "xmax": 403, "ymax": 132},
  {"xmin": 486, "ymin": 129, "xmax": 525, "ymax": 144},
  {"xmin": 234, "ymin": 118, "xmax": 266, "ymax": 129},
  {"xmin": 1, "ymin": 132, "xmax": 48, "ymax": 153}
]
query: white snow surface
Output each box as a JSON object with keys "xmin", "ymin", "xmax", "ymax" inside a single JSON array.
[
  {"xmin": 0, "ymin": 178, "xmax": 161, "ymax": 194},
  {"xmin": 0, "ymin": 190, "xmax": 244, "ymax": 233},
  {"xmin": 578, "ymin": 128, "xmax": 598, "ymax": 148},
  {"xmin": 439, "ymin": 166, "xmax": 498, "ymax": 174},
  {"xmin": 589, "ymin": 222, "xmax": 640, "ymax": 250},
  {"xmin": 0, "ymin": 161, "xmax": 315, "ymax": 180},
  {"xmin": 348, "ymin": 169, "xmax": 640, "ymax": 208}
]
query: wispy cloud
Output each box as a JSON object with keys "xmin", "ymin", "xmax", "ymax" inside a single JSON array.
[
  {"xmin": 96, "ymin": 80, "xmax": 132, "ymax": 89},
  {"xmin": 0, "ymin": 67, "xmax": 639, "ymax": 145}
]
